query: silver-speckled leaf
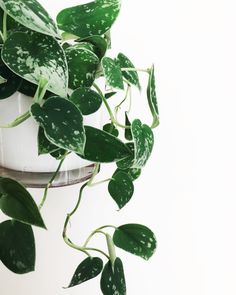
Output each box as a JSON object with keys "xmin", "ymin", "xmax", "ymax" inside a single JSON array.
[
  {"xmin": 113, "ymin": 224, "xmax": 157, "ymax": 260},
  {"xmin": 38, "ymin": 126, "xmax": 60, "ymax": 155},
  {"xmin": 131, "ymin": 119, "xmax": 154, "ymax": 168},
  {"xmin": 1, "ymin": 31, "xmax": 68, "ymax": 97},
  {"xmin": 78, "ymin": 35, "xmax": 107, "ymax": 59},
  {"xmin": 147, "ymin": 65, "xmax": 159, "ymax": 128},
  {"xmin": 100, "ymin": 258, "xmax": 126, "ymax": 295},
  {"xmin": 57, "ymin": 0, "xmax": 121, "ymax": 38},
  {"xmin": 101, "ymin": 57, "xmax": 124, "ymax": 90},
  {"xmin": 108, "ymin": 170, "xmax": 134, "ymax": 209},
  {"xmin": 117, "ymin": 53, "xmax": 141, "ymax": 90},
  {"xmin": 31, "ymin": 97, "xmax": 85, "ymax": 155},
  {"xmin": 0, "ymin": 0, "xmax": 59, "ymax": 37},
  {"xmin": 66, "ymin": 45, "xmax": 99, "ymax": 90},
  {"xmin": 0, "ymin": 220, "xmax": 35, "ymax": 274},
  {"xmin": 67, "ymin": 257, "xmax": 103, "ymax": 288}
]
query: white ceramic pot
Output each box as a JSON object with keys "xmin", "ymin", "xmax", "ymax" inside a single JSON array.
[{"xmin": 0, "ymin": 92, "xmax": 102, "ymax": 187}]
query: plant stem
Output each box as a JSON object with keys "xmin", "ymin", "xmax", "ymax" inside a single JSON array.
[
  {"xmin": 38, "ymin": 155, "xmax": 67, "ymax": 210},
  {"xmin": 83, "ymin": 230, "xmax": 107, "ymax": 247},
  {"xmin": 106, "ymin": 234, "xmax": 116, "ymax": 266},
  {"xmin": 0, "ymin": 111, "xmax": 31, "ymax": 128},
  {"xmin": 64, "ymin": 236, "xmax": 91, "ymax": 257},
  {"xmin": 2, "ymin": 12, "xmax": 7, "ymax": 42},
  {"xmin": 88, "ymin": 178, "xmax": 112, "ymax": 187},
  {"xmin": 0, "ymin": 31, "xmax": 4, "ymax": 43},
  {"xmin": 114, "ymin": 84, "xmax": 131, "ymax": 119},
  {"xmin": 93, "ymin": 83, "xmax": 130, "ymax": 129},
  {"xmin": 87, "ymin": 163, "xmax": 100, "ymax": 186}
]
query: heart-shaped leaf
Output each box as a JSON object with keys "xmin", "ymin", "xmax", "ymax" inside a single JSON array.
[
  {"xmin": 131, "ymin": 119, "xmax": 154, "ymax": 168},
  {"xmin": 124, "ymin": 112, "xmax": 132, "ymax": 141},
  {"xmin": 102, "ymin": 57, "xmax": 124, "ymax": 90},
  {"xmin": 57, "ymin": 0, "xmax": 121, "ymax": 38},
  {"xmin": 116, "ymin": 143, "xmax": 135, "ymax": 170},
  {"xmin": 0, "ymin": 220, "xmax": 35, "ymax": 274},
  {"xmin": 108, "ymin": 170, "xmax": 134, "ymax": 209},
  {"xmin": 66, "ymin": 45, "xmax": 99, "ymax": 90},
  {"xmin": 147, "ymin": 65, "xmax": 159, "ymax": 128},
  {"xmin": 103, "ymin": 123, "xmax": 119, "ymax": 137},
  {"xmin": 100, "ymin": 257, "xmax": 126, "ymax": 295},
  {"xmin": 78, "ymin": 126, "xmax": 131, "ymax": 163},
  {"xmin": 0, "ymin": 0, "xmax": 59, "ymax": 37},
  {"xmin": 31, "ymin": 96, "xmax": 85, "ymax": 155},
  {"xmin": 117, "ymin": 53, "xmax": 141, "ymax": 90},
  {"xmin": 79, "ymin": 35, "xmax": 107, "ymax": 59},
  {"xmin": 113, "ymin": 224, "xmax": 157, "ymax": 260},
  {"xmin": 0, "ymin": 63, "xmax": 22, "ymax": 99},
  {"xmin": 1, "ymin": 31, "xmax": 68, "ymax": 97},
  {"xmin": 67, "ymin": 257, "xmax": 103, "ymax": 288},
  {"xmin": 70, "ymin": 87, "xmax": 102, "ymax": 115},
  {"xmin": 0, "ymin": 177, "xmax": 46, "ymax": 228}
]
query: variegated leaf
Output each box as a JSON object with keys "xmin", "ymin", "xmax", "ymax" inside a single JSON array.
[
  {"xmin": 147, "ymin": 65, "xmax": 159, "ymax": 128},
  {"xmin": 101, "ymin": 57, "xmax": 124, "ymax": 90}
]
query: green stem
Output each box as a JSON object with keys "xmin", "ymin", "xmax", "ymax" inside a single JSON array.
[
  {"xmin": 3, "ymin": 12, "xmax": 7, "ymax": 42},
  {"xmin": 64, "ymin": 236, "xmax": 91, "ymax": 257},
  {"xmin": 87, "ymin": 163, "xmax": 100, "ymax": 186},
  {"xmin": 93, "ymin": 83, "xmax": 130, "ymax": 129},
  {"xmin": 88, "ymin": 178, "xmax": 112, "ymax": 187},
  {"xmin": 83, "ymin": 230, "xmax": 107, "ymax": 247},
  {"xmin": 114, "ymin": 84, "xmax": 131, "ymax": 119},
  {"xmin": 0, "ymin": 31, "xmax": 4, "ymax": 42},
  {"xmin": 38, "ymin": 155, "xmax": 67, "ymax": 210},
  {"xmin": 0, "ymin": 111, "xmax": 31, "ymax": 128},
  {"xmin": 85, "ymin": 247, "xmax": 109, "ymax": 259},
  {"xmin": 106, "ymin": 234, "xmax": 116, "ymax": 266}
]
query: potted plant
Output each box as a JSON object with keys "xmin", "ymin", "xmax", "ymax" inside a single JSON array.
[{"xmin": 0, "ymin": 0, "xmax": 159, "ymax": 294}]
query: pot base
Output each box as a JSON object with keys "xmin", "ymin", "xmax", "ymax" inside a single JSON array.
[{"xmin": 0, "ymin": 164, "xmax": 95, "ymax": 188}]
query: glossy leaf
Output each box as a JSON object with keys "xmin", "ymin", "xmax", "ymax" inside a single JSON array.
[
  {"xmin": 66, "ymin": 45, "xmax": 99, "ymax": 90},
  {"xmin": 147, "ymin": 65, "xmax": 159, "ymax": 128},
  {"xmin": 78, "ymin": 126, "xmax": 131, "ymax": 162},
  {"xmin": 113, "ymin": 224, "xmax": 157, "ymax": 260},
  {"xmin": 117, "ymin": 53, "xmax": 141, "ymax": 89},
  {"xmin": 116, "ymin": 143, "xmax": 134, "ymax": 170},
  {"xmin": 0, "ymin": 177, "xmax": 46, "ymax": 228},
  {"xmin": 57, "ymin": 0, "xmax": 121, "ymax": 38},
  {"xmin": 38, "ymin": 126, "xmax": 60, "ymax": 155},
  {"xmin": 1, "ymin": 31, "xmax": 68, "ymax": 97},
  {"xmin": 103, "ymin": 123, "xmax": 119, "ymax": 137},
  {"xmin": 0, "ymin": 220, "xmax": 35, "ymax": 274},
  {"xmin": 31, "ymin": 96, "xmax": 85, "ymax": 154},
  {"xmin": 131, "ymin": 119, "xmax": 154, "ymax": 168},
  {"xmin": 67, "ymin": 257, "xmax": 103, "ymax": 288},
  {"xmin": 100, "ymin": 258, "xmax": 126, "ymax": 295},
  {"xmin": 0, "ymin": 0, "xmax": 59, "ymax": 37},
  {"xmin": 125, "ymin": 112, "xmax": 132, "ymax": 141},
  {"xmin": 108, "ymin": 170, "xmax": 134, "ymax": 209},
  {"xmin": 79, "ymin": 35, "xmax": 107, "ymax": 59},
  {"xmin": 0, "ymin": 64, "xmax": 22, "ymax": 99},
  {"xmin": 70, "ymin": 87, "xmax": 102, "ymax": 115},
  {"xmin": 101, "ymin": 57, "xmax": 124, "ymax": 90}
]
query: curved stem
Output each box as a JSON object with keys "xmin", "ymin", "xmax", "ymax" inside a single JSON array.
[
  {"xmin": 114, "ymin": 84, "xmax": 131, "ymax": 120},
  {"xmin": 3, "ymin": 12, "xmax": 7, "ymax": 42},
  {"xmin": 83, "ymin": 230, "xmax": 107, "ymax": 247},
  {"xmin": 93, "ymin": 83, "xmax": 130, "ymax": 129},
  {"xmin": 38, "ymin": 154, "xmax": 68, "ymax": 210},
  {"xmin": 88, "ymin": 178, "xmax": 112, "ymax": 187},
  {"xmin": 121, "ymin": 67, "xmax": 150, "ymax": 74},
  {"xmin": 64, "ymin": 236, "xmax": 91, "ymax": 257},
  {"xmin": 85, "ymin": 247, "xmax": 109, "ymax": 259}
]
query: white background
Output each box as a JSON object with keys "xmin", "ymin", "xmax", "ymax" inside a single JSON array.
[{"xmin": 1, "ymin": 0, "xmax": 236, "ymax": 294}]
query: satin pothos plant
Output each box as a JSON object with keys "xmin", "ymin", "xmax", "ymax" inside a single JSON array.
[{"xmin": 0, "ymin": 0, "xmax": 159, "ymax": 294}]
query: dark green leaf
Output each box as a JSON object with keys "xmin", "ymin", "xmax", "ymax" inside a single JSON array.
[
  {"xmin": 57, "ymin": 0, "xmax": 121, "ymax": 38},
  {"xmin": 0, "ymin": 7, "xmax": 26, "ymax": 35},
  {"xmin": 108, "ymin": 170, "xmax": 134, "ymax": 209},
  {"xmin": 100, "ymin": 257, "xmax": 126, "ymax": 295},
  {"xmin": 66, "ymin": 45, "xmax": 99, "ymax": 90},
  {"xmin": 147, "ymin": 65, "xmax": 159, "ymax": 128},
  {"xmin": 50, "ymin": 148, "xmax": 67, "ymax": 160},
  {"xmin": 31, "ymin": 96, "xmax": 85, "ymax": 154},
  {"xmin": 0, "ymin": 63, "xmax": 22, "ymax": 99},
  {"xmin": 113, "ymin": 224, "xmax": 157, "ymax": 260},
  {"xmin": 125, "ymin": 112, "xmax": 132, "ymax": 141},
  {"xmin": 1, "ymin": 31, "xmax": 68, "ymax": 97},
  {"xmin": 67, "ymin": 257, "xmax": 103, "ymax": 288},
  {"xmin": 38, "ymin": 126, "xmax": 59, "ymax": 155},
  {"xmin": 131, "ymin": 119, "xmax": 154, "ymax": 168},
  {"xmin": 0, "ymin": 178, "xmax": 46, "ymax": 228},
  {"xmin": 117, "ymin": 53, "xmax": 141, "ymax": 89},
  {"xmin": 103, "ymin": 123, "xmax": 119, "ymax": 137},
  {"xmin": 102, "ymin": 57, "xmax": 124, "ymax": 90},
  {"xmin": 79, "ymin": 35, "xmax": 107, "ymax": 59},
  {"xmin": 70, "ymin": 87, "xmax": 102, "ymax": 115},
  {"xmin": 116, "ymin": 167, "xmax": 141, "ymax": 182},
  {"xmin": 0, "ymin": 0, "xmax": 59, "ymax": 37},
  {"xmin": 105, "ymin": 91, "xmax": 116, "ymax": 99},
  {"xmin": 78, "ymin": 126, "xmax": 131, "ymax": 163},
  {"xmin": 0, "ymin": 220, "xmax": 35, "ymax": 274},
  {"xmin": 116, "ymin": 143, "xmax": 134, "ymax": 170}
]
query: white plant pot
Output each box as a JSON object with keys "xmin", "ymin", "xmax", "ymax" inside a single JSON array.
[{"xmin": 0, "ymin": 92, "xmax": 102, "ymax": 187}]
